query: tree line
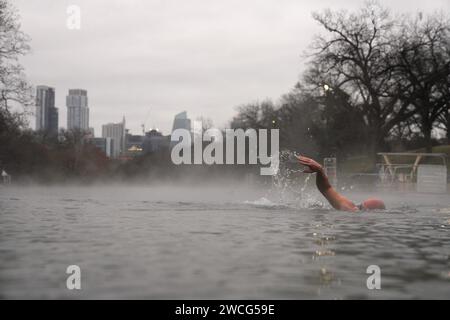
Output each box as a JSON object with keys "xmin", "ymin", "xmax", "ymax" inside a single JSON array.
[{"xmin": 231, "ymin": 2, "xmax": 450, "ymax": 163}]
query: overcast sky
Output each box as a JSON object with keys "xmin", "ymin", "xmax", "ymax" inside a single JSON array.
[{"xmin": 15, "ymin": 0, "xmax": 450, "ymax": 135}]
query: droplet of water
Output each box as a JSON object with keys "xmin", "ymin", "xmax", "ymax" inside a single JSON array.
[{"xmin": 266, "ymin": 150, "xmax": 324, "ymax": 209}]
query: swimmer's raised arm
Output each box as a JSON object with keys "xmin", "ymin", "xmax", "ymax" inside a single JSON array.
[{"xmin": 297, "ymin": 155, "xmax": 358, "ymax": 212}]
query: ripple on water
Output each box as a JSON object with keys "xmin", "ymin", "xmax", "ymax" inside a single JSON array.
[{"xmin": 0, "ymin": 186, "xmax": 450, "ymax": 299}]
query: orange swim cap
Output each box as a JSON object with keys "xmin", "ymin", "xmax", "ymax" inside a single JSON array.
[{"xmin": 361, "ymin": 198, "xmax": 386, "ymax": 210}]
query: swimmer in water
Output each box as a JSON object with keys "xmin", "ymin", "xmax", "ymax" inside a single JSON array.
[{"xmin": 297, "ymin": 155, "xmax": 385, "ymax": 212}]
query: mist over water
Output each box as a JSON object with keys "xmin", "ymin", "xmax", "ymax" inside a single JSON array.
[{"xmin": 1, "ymin": 179, "xmax": 449, "ymax": 299}]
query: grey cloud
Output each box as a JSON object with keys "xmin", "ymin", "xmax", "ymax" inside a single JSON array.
[{"xmin": 16, "ymin": 0, "xmax": 450, "ymax": 135}]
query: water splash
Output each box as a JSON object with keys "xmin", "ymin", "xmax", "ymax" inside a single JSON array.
[
  {"xmin": 243, "ymin": 197, "xmax": 289, "ymax": 209},
  {"xmin": 263, "ymin": 150, "xmax": 325, "ymax": 209}
]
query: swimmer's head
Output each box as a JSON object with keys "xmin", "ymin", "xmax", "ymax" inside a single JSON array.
[{"xmin": 359, "ymin": 198, "xmax": 386, "ymax": 210}]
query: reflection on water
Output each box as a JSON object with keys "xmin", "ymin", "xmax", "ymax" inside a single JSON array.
[{"xmin": 0, "ymin": 185, "xmax": 449, "ymax": 299}]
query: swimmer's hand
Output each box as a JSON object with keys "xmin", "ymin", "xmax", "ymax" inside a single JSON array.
[{"xmin": 297, "ymin": 155, "xmax": 323, "ymax": 173}]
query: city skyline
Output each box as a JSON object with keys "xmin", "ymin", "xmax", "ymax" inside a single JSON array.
[
  {"xmin": 17, "ymin": 0, "xmax": 450, "ymax": 136},
  {"xmin": 34, "ymin": 83, "xmax": 194, "ymax": 137}
]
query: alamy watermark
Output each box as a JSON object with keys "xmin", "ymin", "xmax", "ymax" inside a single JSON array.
[
  {"xmin": 66, "ymin": 265, "xmax": 81, "ymax": 290},
  {"xmin": 366, "ymin": 265, "xmax": 381, "ymax": 290},
  {"xmin": 170, "ymin": 121, "xmax": 279, "ymax": 175}
]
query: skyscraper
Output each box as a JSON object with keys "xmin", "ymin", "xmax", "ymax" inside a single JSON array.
[
  {"xmin": 171, "ymin": 111, "xmax": 191, "ymax": 132},
  {"xmin": 102, "ymin": 117, "xmax": 126, "ymax": 158},
  {"xmin": 66, "ymin": 89, "xmax": 89, "ymax": 130},
  {"xmin": 170, "ymin": 111, "xmax": 192, "ymax": 148},
  {"xmin": 89, "ymin": 137, "xmax": 114, "ymax": 158},
  {"xmin": 35, "ymin": 85, "xmax": 58, "ymax": 135}
]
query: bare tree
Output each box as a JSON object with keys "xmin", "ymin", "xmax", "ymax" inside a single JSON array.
[
  {"xmin": 438, "ymin": 109, "xmax": 450, "ymax": 142},
  {"xmin": 306, "ymin": 1, "xmax": 415, "ymax": 160},
  {"xmin": 230, "ymin": 100, "xmax": 277, "ymax": 130},
  {"xmin": 277, "ymin": 87, "xmax": 321, "ymax": 156},
  {"xmin": 436, "ymin": 72, "xmax": 450, "ymax": 142},
  {"xmin": 435, "ymin": 23, "xmax": 450, "ymax": 142},
  {"xmin": 396, "ymin": 12, "xmax": 450, "ymax": 151},
  {"xmin": 0, "ymin": 0, "xmax": 32, "ymax": 119},
  {"xmin": 195, "ymin": 116, "xmax": 214, "ymax": 132}
]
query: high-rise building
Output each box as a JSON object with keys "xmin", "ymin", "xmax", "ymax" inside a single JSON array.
[
  {"xmin": 125, "ymin": 130, "xmax": 144, "ymax": 157},
  {"xmin": 143, "ymin": 129, "xmax": 169, "ymax": 154},
  {"xmin": 66, "ymin": 89, "xmax": 89, "ymax": 131},
  {"xmin": 89, "ymin": 137, "xmax": 114, "ymax": 158},
  {"xmin": 170, "ymin": 111, "xmax": 192, "ymax": 148},
  {"xmin": 102, "ymin": 117, "xmax": 126, "ymax": 158},
  {"xmin": 35, "ymin": 85, "xmax": 58, "ymax": 135},
  {"xmin": 171, "ymin": 111, "xmax": 191, "ymax": 132}
]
